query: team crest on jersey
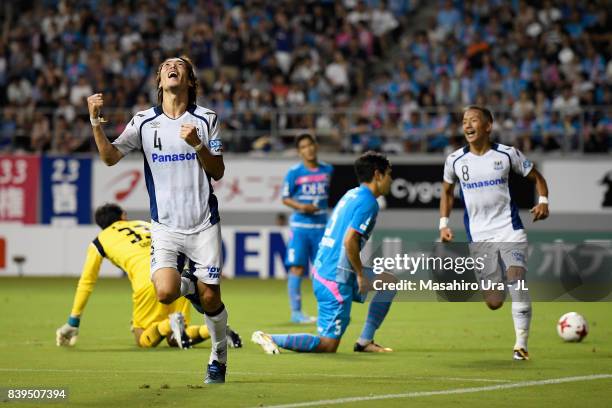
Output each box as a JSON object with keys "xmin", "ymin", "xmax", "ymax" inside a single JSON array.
[
  {"xmin": 149, "ymin": 121, "xmax": 161, "ymax": 128},
  {"xmin": 522, "ymin": 160, "xmax": 531, "ymax": 169},
  {"xmin": 494, "ymin": 160, "xmax": 503, "ymax": 170},
  {"xmin": 209, "ymin": 139, "xmax": 223, "ymax": 153}
]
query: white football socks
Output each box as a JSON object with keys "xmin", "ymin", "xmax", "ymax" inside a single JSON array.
[
  {"xmin": 508, "ymin": 282, "xmax": 532, "ymax": 350},
  {"xmin": 205, "ymin": 305, "xmax": 228, "ymax": 364}
]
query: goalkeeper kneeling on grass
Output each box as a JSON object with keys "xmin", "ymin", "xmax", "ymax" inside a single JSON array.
[{"xmin": 56, "ymin": 203, "xmax": 242, "ymax": 350}]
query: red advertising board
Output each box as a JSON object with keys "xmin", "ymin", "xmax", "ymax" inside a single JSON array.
[{"xmin": 0, "ymin": 155, "xmax": 40, "ymax": 223}]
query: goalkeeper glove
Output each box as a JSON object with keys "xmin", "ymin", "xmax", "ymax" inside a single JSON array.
[{"xmin": 56, "ymin": 316, "xmax": 80, "ymax": 346}]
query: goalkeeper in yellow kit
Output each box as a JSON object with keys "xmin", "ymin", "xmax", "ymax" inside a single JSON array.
[{"xmin": 56, "ymin": 203, "xmax": 242, "ymax": 349}]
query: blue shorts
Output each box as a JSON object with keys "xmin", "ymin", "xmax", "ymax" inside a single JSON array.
[
  {"xmin": 285, "ymin": 227, "xmax": 325, "ymax": 268},
  {"xmin": 313, "ymin": 268, "xmax": 376, "ymax": 339}
]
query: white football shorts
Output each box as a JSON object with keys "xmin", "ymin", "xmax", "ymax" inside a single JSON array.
[
  {"xmin": 150, "ymin": 221, "xmax": 223, "ymax": 285},
  {"xmin": 470, "ymin": 240, "xmax": 528, "ymax": 284}
]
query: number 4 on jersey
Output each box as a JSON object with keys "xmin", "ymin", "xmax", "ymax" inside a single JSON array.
[{"xmin": 154, "ymin": 130, "xmax": 162, "ymax": 151}]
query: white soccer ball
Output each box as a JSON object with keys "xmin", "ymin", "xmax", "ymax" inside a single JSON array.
[{"xmin": 557, "ymin": 312, "xmax": 588, "ymax": 342}]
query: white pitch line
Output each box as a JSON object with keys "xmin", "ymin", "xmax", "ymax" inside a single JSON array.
[
  {"xmin": 258, "ymin": 374, "xmax": 612, "ymax": 408},
  {"xmin": 413, "ymin": 376, "xmax": 511, "ymax": 383},
  {"xmin": 0, "ymin": 368, "xmax": 506, "ymax": 383}
]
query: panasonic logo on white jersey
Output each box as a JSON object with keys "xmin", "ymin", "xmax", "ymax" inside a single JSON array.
[
  {"xmin": 151, "ymin": 152, "xmax": 197, "ymax": 163},
  {"xmin": 461, "ymin": 177, "xmax": 507, "ymax": 189}
]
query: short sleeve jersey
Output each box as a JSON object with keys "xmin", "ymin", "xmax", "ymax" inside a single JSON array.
[
  {"xmin": 443, "ymin": 143, "xmax": 534, "ymax": 242},
  {"xmin": 314, "ymin": 185, "xmax": 379, "ymax": 283},
  {"xmin": 282, "ymin": 162, "xmax": 334, "ymax": 229},
  {"xmin": 112, "ymin": 104, "xmax": 223, "ymax": 233}
]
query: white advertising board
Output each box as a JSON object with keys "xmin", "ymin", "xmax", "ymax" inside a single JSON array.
[
  {"xmin": 92, "ymin": 159, "xmax": 294, "ymax": 213},
  {"xmin": 542, "ymin": 161, "xmax": 612, "ymax": 213},
  {"xmin": 0, "ymin": 225, "xmax": 289, "ymax": 279}
]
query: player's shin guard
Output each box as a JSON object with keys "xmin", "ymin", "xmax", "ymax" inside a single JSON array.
[
  {"xmin": 508, "ymin": 282, "xmax": 532, "ymax": 351},
  {"xmin": 205, "ymin": 304, "xmax": 228, "ymax": 364},
  {"xmin": 357, "ymin": 290, "xmax": 396, "ymax": 345},
  {"xmin": 288, "ymin": 274, "xmax": 302, "ymax": 313},
  {"xmin": 271, "ymin": 334, "xmax": 320, "ymax": 352}
]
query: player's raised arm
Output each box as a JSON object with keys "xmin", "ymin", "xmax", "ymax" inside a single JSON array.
[
  {"xmin": 87, "ymin": 93, "xmax": 123, "ymax": 166},
  {"xmin": 197, "ymin": 145, "xmax": 225, "ymax": 181},
  {"xmin": 526, "ymin": 167, "xmax": 549, "ymax": 222},
  {"xmin": 439, "ymin": 181, "xmax": 455, "ymax": 242},
  {"xmin": 180, "ymin": 123, "xmax": 225, "ymax": 180}
]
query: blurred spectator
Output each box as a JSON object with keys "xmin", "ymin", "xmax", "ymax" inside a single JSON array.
[
  {"xmin": 0, "ymin": 0, "xmax": 609, "ymax": 155},
  {"xmin": 69, "ymin": 76, "xmax": 93, "ymax": 107},
  {"xmin": 30, "ymin": 112, "xmax": 52, "ymax": 152},
  {"xmin": 436, "ymin": 0, "xmax": 461, "ymax": 35},
  {"xmin": 552, "ymin": 86, "xmax": 581, "ymax": 117},
  {"xmin": 0, "ymin": 108, "xmax": 16, "ymax": 150},
  {"xmin": 512, "ymin": 91, "xmax": 536, "ymax": 121},
  {"xmin": 325, "ymin": 52, "xmax": 350, "ymax": 94}
]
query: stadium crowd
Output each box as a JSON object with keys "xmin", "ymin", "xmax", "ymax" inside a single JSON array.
[{"xmin": 0, "ymin": 0, "xmax": 610, "ymax": 154}]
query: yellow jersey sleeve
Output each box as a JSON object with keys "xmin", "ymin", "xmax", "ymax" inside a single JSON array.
[{"xmin": 69, "ymin": 240, "xmax": 105, "ymax": 317}]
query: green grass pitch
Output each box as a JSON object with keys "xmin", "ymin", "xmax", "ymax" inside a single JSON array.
[{"xmin": 1, "ymin": 277, "xmax": 611, "ymax": 407}]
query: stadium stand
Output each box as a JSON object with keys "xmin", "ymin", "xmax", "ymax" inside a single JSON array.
[{"xmin": 0, "ymin": 0, "xmax": 609, "ymax": 154}]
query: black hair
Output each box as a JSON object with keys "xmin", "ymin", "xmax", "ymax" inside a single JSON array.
[
  {"xmin": 295, "ymin": 133, "xmax": 316, "ymax": 148},
  {"xmin": 95, "ymin": 203, "xmax": 124, "ymax": 229},
  {"xmin": 354, "ymin": 151, "xmax": 390, "ymax": 183},
  {"xmin": 464, "ymin": 105, "xmax": 494, "ymax": 123}
]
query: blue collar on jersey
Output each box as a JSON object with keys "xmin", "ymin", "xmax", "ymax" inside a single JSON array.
[
  {"xmin": 463, "ymin": 143, "xmax": 499, "ymax": 154},
  {"xmin": 153, "ymin": 104, "xmax": 197, "ymax": 116}
]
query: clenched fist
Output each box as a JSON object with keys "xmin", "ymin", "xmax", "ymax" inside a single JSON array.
[
  {"xmin": 180, "ymin": 123, "xmax": 202, "ymax": 149},
  {"xmin": 439, "ymin": 227, "xmax": 454, "ymax": 242},
  {"xmin": 87, "ymin": 93, "xmax": 104, "ymax": 118},
  {"xmin": 530, "ymin": 203, "xmax": 549, "ymax": 222}
]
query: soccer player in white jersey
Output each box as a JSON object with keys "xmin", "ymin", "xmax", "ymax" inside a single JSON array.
[
  {"xmin": 87, "ymin": 56, "xmax": 229, "ymax": 383},
  {"xmin": 440, "ymin": 105, "xmax": 549, "ymax": 361}
]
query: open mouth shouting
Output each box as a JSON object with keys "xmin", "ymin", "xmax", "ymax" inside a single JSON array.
[{"xmin": 464, "ymin": 128, "xmax": 477, "ymax": 138}]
